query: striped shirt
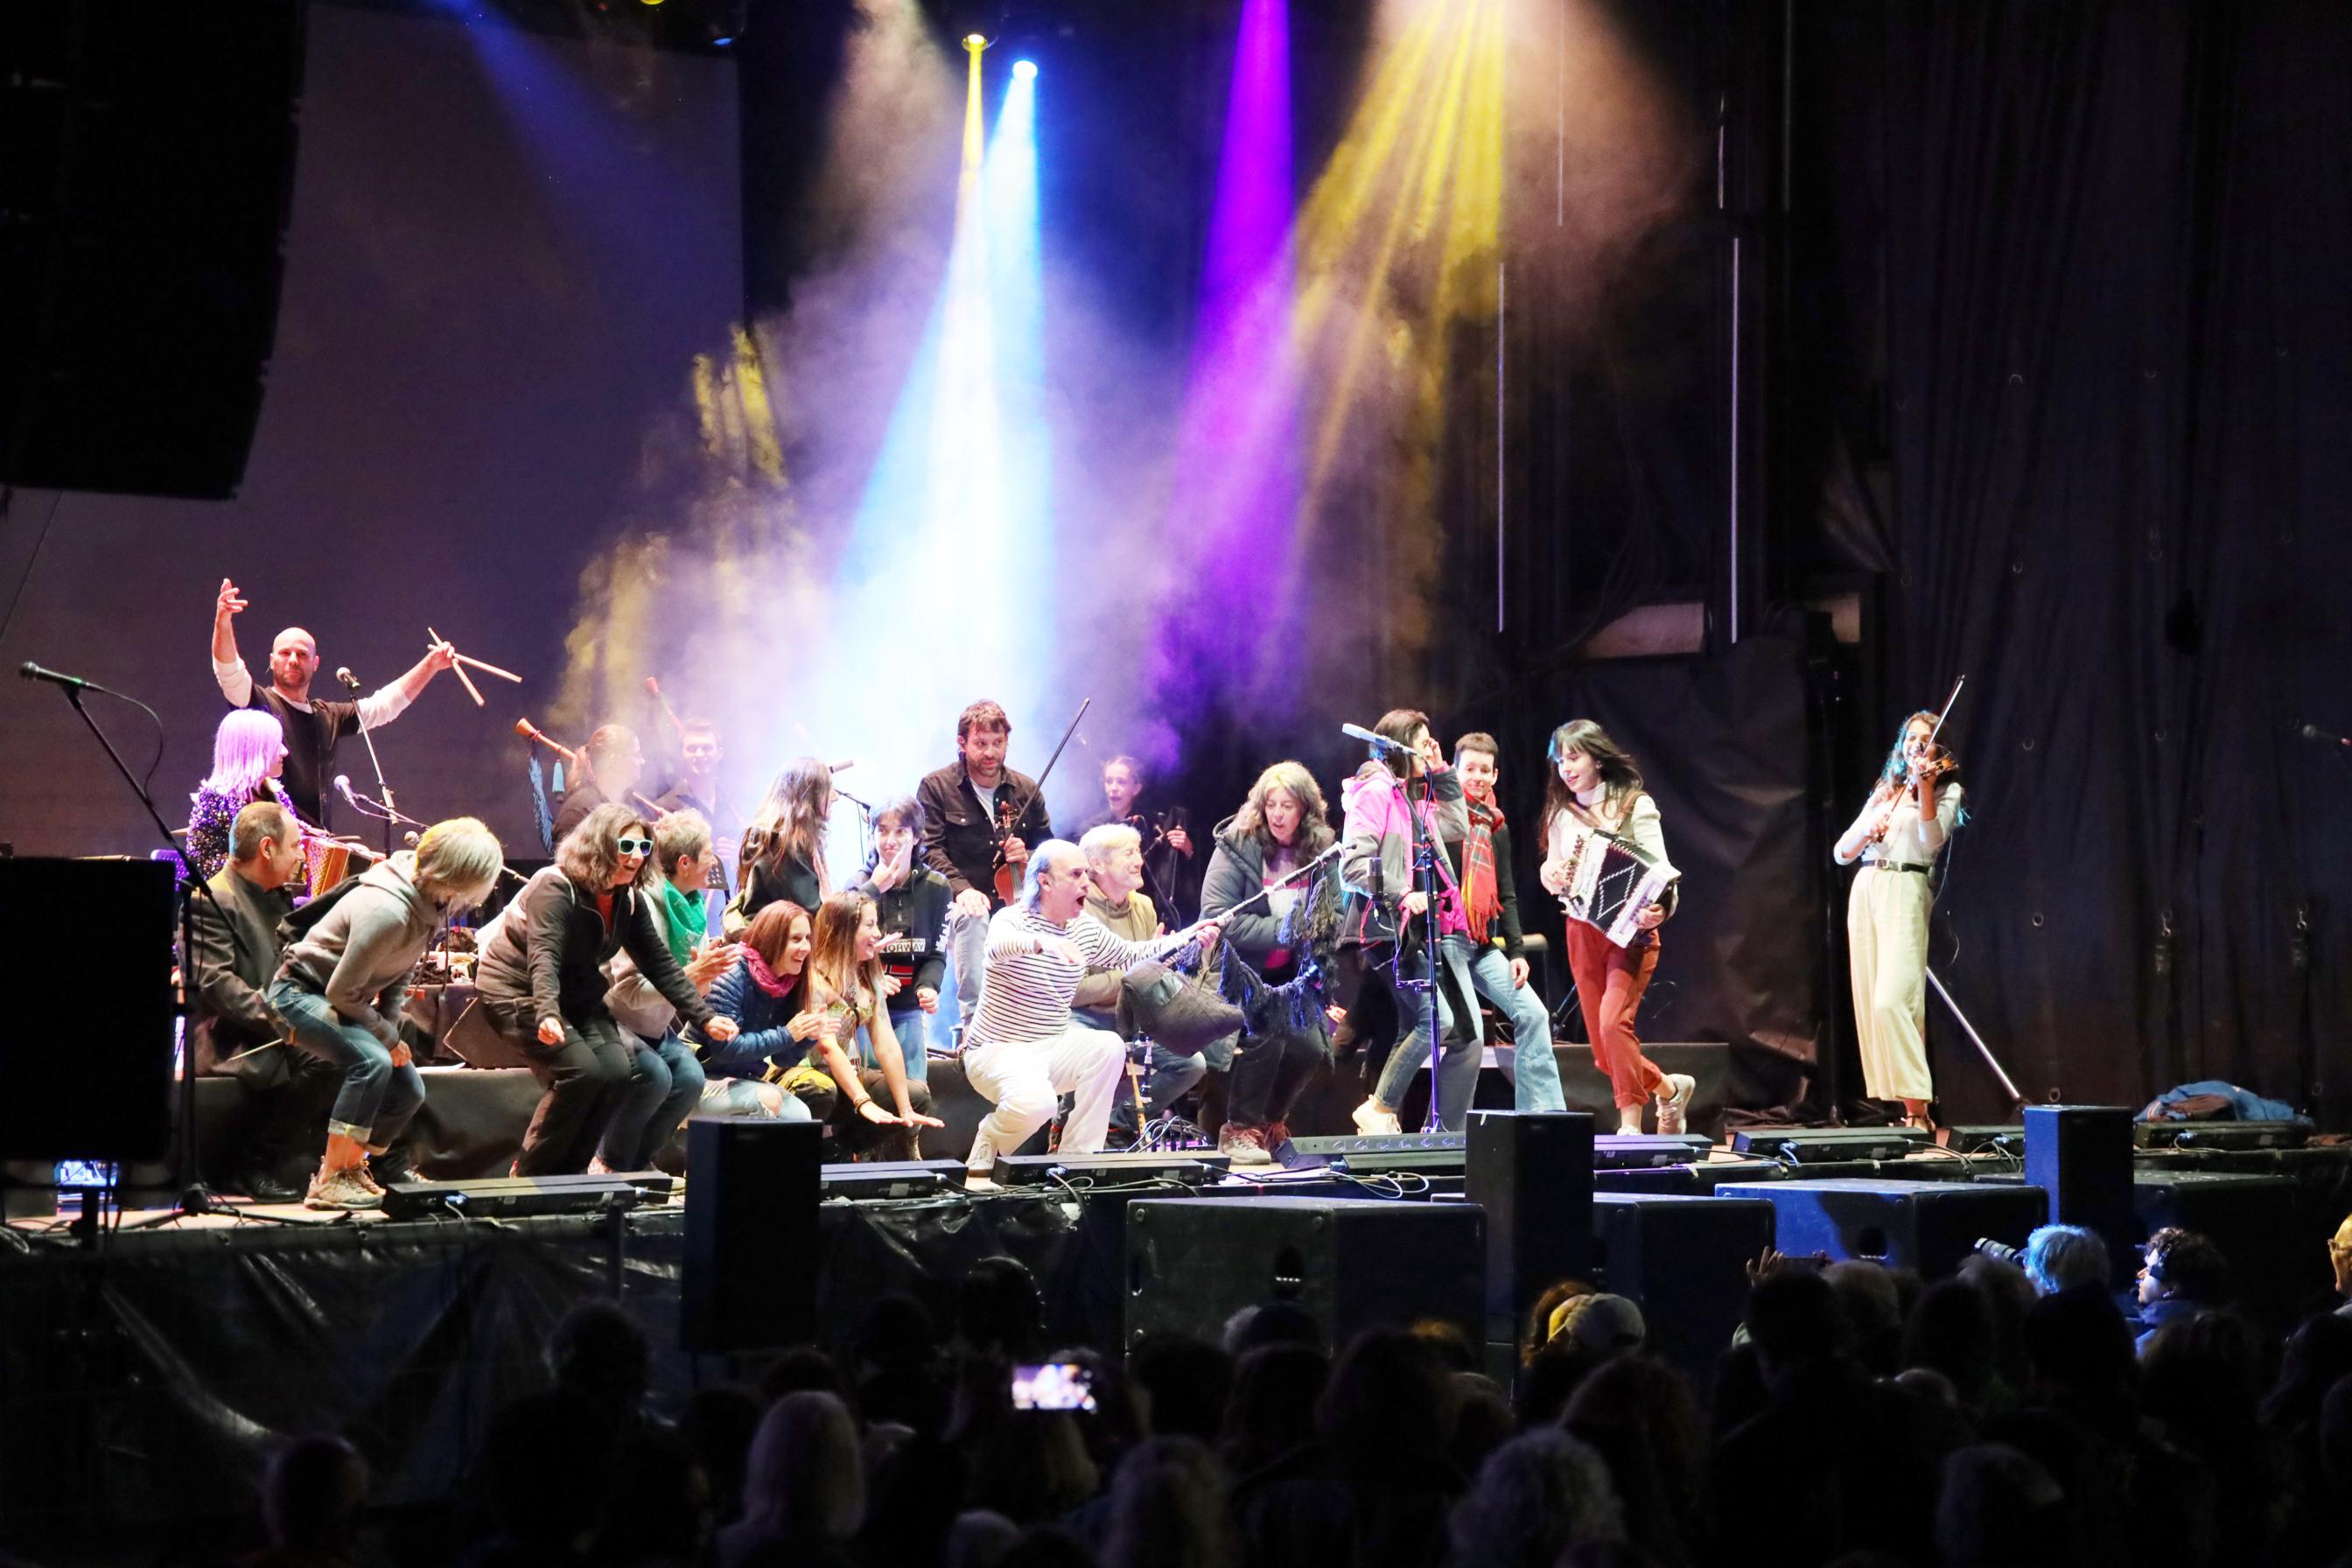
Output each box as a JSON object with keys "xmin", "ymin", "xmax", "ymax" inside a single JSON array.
[{"xmin": 967, "ymin": 905, "xmax": 1165, "ymax": 1048}]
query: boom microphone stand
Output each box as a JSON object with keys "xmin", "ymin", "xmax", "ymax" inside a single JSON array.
[{"xmin": 335, "ymin": 668, "xmax": 397, "ymax": 859}]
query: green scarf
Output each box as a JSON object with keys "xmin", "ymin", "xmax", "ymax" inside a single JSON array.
[{"xmin": 661, "ymin": 879, "xmax": 703, "ymax": 967}]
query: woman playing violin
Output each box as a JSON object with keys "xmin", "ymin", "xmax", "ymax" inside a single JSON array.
[{"xmin": 1833, "ymin": 710, "xmax": 1966, "ymax": 1131}]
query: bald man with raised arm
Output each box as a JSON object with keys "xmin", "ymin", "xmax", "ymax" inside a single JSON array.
[{"xmin": 210, "ymin": 578, "xmax": 454, "ymax": 828}]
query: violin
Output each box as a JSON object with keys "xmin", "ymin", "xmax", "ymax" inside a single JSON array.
[{"xmin": 990, "ymin": 793, "xmax": 1023, "ymax": 905}]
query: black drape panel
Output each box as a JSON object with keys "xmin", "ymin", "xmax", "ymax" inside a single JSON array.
[{"xmin": 1810, "ymin": 1, "xmax": 2352, "ymax": 1121}]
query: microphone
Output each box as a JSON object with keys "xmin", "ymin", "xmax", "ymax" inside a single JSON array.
[
  {"xmin": 830, "ymin": 757, "xmax": 860, "ymax": 774},
  {"xmin": 2300, "ymin": 724, "xmax": 2352, "ymax": 748},
  {"xmin": 514, "ymin": 717, "xmax": 580, "ymax": 763},
  {"xmin": 334, "ymin": 775, "xmax": 361, "ymax": 812},
  {"xmin": 334, "ymin": 666, "xmax": 361, "ymax": 690},
  {"xmin": 18, "ymin": 662, "xmax": 91, "ymax": 690},
  {"xmin": 1340, "ymin": 722, "xmax": 1403, "ymax": 753}
]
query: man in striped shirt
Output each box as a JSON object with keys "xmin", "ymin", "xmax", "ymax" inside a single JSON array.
[{"xmin": 962, "ymin": 840, "xmax": 1219, "ymax": 1180}]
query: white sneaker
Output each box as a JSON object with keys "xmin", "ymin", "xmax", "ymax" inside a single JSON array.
[
  {"xmin": 1655, "ymin": 1074, "xmax": 1698, "ymax": 1137},
  {"xmin": 1218, "ymin": 1125, "xmax": 1276, "ymax": 1167},
  {"xmin": 1351, "ymin": 1099, "xmax": 1402, "ymax": 1137}
]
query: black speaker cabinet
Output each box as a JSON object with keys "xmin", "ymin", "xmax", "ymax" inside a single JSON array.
[
  {"xmin": 1591, "ymin": 1193, "xmax": 1776, "ymax": 1379},
  {"xmin": 1466, "ymin": 1112, "xmax": 1593, "ymax": 1341},
  {"xmin": 0, "ymin": 859, "xmax": 176, "ymax": 1161},
  {"xmin": 1714, "ymin": 1179, "xmax": 2048, "ymax": 1278},
  {"xmin": 682, "ymin": 1116, "xmax": 821, "ymax": 1354},
  {"xmin": 1126, "ymin": 1196, "xmax": 1484, "ymax": 1352},
  {"xmin": 2025, "ymin": 1104, "xmax": 2133, "ymax": 1257},
  {"xmin": 2131, "ymin": 1170, "xmax": 2311, "ymax": 1326}
]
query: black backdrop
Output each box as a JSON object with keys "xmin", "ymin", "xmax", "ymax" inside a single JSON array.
[{"xmin": 1787, "ymin": 0, "xmax": 2352, "ymax": 1124}]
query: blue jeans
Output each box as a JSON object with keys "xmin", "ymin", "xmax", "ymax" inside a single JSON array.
[
  {"xmin": 1368, "ymin": 942, "xmax": 1483, "ymax": 1130},
  {"xmin": 598, "ymin": 1031, "xmax": 707, "ymax": 1170},
  {"xmin": 699, "ymin": 1077, "xmax": 816, "ymax": 1120},
  {"xmin": 1446, "ymin": 935, "xmax": 1565, "ymax": 1112},
  {"xmin": 268, "ymin": 979, "xmax": 424, "ymax": 1147}
]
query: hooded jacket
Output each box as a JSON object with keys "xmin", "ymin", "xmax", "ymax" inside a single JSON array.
[
  {"xmin": 1339, "ymin": 763, "xmax": 1466, "ymax": 945},
  {"xmin": 275, "ymin": 854, "xmax": 444, "ymax": 1046}
]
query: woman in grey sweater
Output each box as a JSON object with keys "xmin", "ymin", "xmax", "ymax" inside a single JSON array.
[{"xmin": 269, "ymin": 816, "xmax": 506, "ymax": 1209}]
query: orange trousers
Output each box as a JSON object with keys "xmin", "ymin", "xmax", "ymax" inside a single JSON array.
[{"xmin": 1563, "ymin": 920, "xmax": 1663, "ymax": 1110}]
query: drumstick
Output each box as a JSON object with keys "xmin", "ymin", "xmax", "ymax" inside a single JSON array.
[
  {"xmin": 427, "ymin": 626, "xmax": 522, "ymax": 683},
  {"xmin": 425, "ymin": 627, "xmax": 485, "ymax": 705},
  {"xmin": 645, "ymin": 676, "xmax": 687, "ymax": 739}
]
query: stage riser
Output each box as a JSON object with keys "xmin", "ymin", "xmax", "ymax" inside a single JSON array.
[{"xmin": 1714, "ymin": 1180, "xmax": 2050, "ymax": 1278}]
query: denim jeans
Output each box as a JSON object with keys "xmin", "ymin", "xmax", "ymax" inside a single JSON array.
[
  {"xmin": 947, "ymin": 905, "xmax": 990, "ymax": 1026},
  {"xmin": 598, "ymin": 1031, "xmax": 707, "ymax": 1171},
  {"xmin": 699, "ymin": 1077, "xmax": 815, "ymax": 1120},
  {"xmin": 1367, "ymin": 942, "xmax": 1484, "ymax": 1130},
  {"xmin": 268, "ymin": 979, "xmax": 424, "ymax": 1148},
  {"xmin": 855, "ymin": 1004, "xmax": 934, "ymax": 1087},
  {"xmin": 1445, "ymin": 934, "xmax": 1566, "ymax": 1113}
]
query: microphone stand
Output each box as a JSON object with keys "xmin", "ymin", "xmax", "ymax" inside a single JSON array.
[
  {"xmin": 342, "ymin": 675, "xmax": 397, "ymax": 860},
  {"xmin": 44, "ymin": 678, "xmax": 248, "ymax": 1219},
  {"xmin": 1404, "ymin": 766, "xmax": 1446, "ymax": 1134}
]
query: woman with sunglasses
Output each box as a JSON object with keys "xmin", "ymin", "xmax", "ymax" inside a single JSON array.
[{"xmin": 476, "ymin": 802, "xmax": 741, "ymax": 1175}]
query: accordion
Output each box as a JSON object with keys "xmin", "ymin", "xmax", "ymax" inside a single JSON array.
[{"xmin": 1550, "ymin": 819, "xmax": 1679, "ymax": 948}]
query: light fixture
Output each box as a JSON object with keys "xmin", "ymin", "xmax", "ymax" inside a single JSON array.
[{"xmin": 1012, "ymin": 59, "xmax": 1037, "ymax": 80}]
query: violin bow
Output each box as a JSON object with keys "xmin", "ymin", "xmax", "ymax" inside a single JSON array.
[{"xmin": 1927, "ymin": 675, "xmax": 1966, "ymax": 746}]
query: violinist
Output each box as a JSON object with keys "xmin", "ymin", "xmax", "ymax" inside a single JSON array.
[
  {"xmin": 918, "ymin": 700, "xmax": 1054, "ymax": 1028},
  {"xmin": 1833, "ymin": 710, "xmax": 1966, "ymax": 1131}
]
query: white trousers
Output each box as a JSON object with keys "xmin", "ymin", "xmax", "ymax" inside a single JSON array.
[
  {"xmin": 1849, "ymin": 864, "xmax": 1935, "ymax": 1101},
  {"xmin": 960, "ymin": 1021, "xmax": 1127, "ymax": 1174}
]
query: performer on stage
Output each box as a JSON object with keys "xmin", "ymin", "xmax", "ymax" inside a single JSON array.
[
  {"xmin": 854, "ymin": 794, "xmax": 950, "ymax": 1085},
  {"xmin": 550, "ymin": 724, "xmax": 647, "ymax": 844},
  {"xmin": 773, "ymin": 892, "xmax": 942, "ymax": 1161},
  {"xmin": 186, "ymin": 708, "xmax": 304, "ymax": 883},
  {"xmin": 472, "ymin": 803, "xmax": 740, "ymax": 1175},
  {"xmin": 1076, "ymin": 822, "xmax": 1208, "ymax": 1144},
  {"xmin": 186, "ymin": 801, "xmax": 338, "ymax": 1201},
  {"xmin": 597, "ymin": 809, "xmax": 740, "ymax": 1171},
  {"xmin": 1538, "ymin": 721, "xmax": 1692, "ymax": 1135},
  {"xmin": 210, "ymin": 578, "xmax": 455, "ymax": 828},
  {"xmin": 1341, "ymin": 710, "xmax": 1476, "ymax": 1136},
  {"xmin": 691, "ymin": 902, "xmax": 820, "ymax": 1123},
  {"xmin": 918, "ymin": 701, "xmax": 1054, "ymax": 1029},
  {"xmin": 1445, "ymin": 732, "xmax": 1566, "ymax": 1112},
  {"xmin": 1200, "ymin": 761, "xmax": 1340, "ymax": 1164},
  {"xmin": 267, "ymin": 816, "xmax": 506, "ymax": 1209},
  {"xmin": 1833, "ymin": 710, "xmax": 1965, "ymax": 1130},
  {"xmin": 1079, "ymin": 754, "xmax": 1197, "ymax": 920},
  {"xmin": 731, "ymin": 757, "xmax": 834, "ymax": 932},
  {"xmin": 654, "ymin": 716, "xmax": 734, "ymax": 930},
  {"xmin": 959, "ymin": 840, "xmax": 1215, "ymax": 1181}
]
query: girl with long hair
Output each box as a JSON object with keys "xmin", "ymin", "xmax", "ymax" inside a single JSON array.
[
  {"xmin": 1339, "ymin": 709, "xmax": 1479, "ymax": 1135},
  {"xmin": 1199, "ymin": 760, "xmax": 1341, "ymax": 1162},
  {"xmin": 1832, "ymin": 710, "xmax": 1964, "ymax": 1130},
  {"xmin": 1538, "ymin": 719, "xmax": 1692, "ymax": 1135},
  {"xmin": 772, "ymin": 891, "xmax": 942, "ymax": 1160},
  {"xmin": 732, "ymin": 758, "xmax": 835, "ymax": 931},
  {"xmin": 186, "ymin": 707, "xmax": 303, "ymax": 883},
  {"xmin": 473, "ymin": 803, "xmax": 739, "ymax": 1174},
  {"xmin": 692, "ymin": 900, "xmax": 820, "ymax": 1122}
]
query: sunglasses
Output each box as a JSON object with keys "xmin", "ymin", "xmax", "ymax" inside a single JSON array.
[{"xmin": 616, "ymin": 836, "xmax": 654, "ymax": 856}]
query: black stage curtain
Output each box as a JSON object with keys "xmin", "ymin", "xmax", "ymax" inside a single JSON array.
[{"xmin": 1798, "ymin": 2, "xmax": 2352, "ymax": 1122}]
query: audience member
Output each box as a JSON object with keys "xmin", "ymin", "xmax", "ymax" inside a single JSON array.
[
  {"xmin": 1222, "ymin": 1298, "xmax": 1323, "ymax": 1356},
  {"xmin": 676, "ymin": 1385, "xmax": 762, "ymax": 1530},
  {"xmin": 1564, "ymin": 1355, "xmax": 1707, "ymax": 1568},
  {"xmin": 720, "ymin": 1391, "xmax": 864, "ymax": 1568},
  {"xmin": 1127, "ymin": 1334, "xmax": 1236, "ymax": 1445},
  {"xmin": 2132, "ymin": 1226, "xmax": 2232, "ymax": 1351},
  {"xmin": 249, "ymin": 1435, "xmax": 368, "ymax": 1568},
  {"xmin": 1933, "ymin": 1443, "xmax": 2069, "ymax": 1568},
  {"xmin": 1221, "ymin": 1341, "xmax": 1329, "ymax": 1480},
  {"xmin": 1823, "ymin": 1260, "xmax": 1904, "ymax": 1376},
  {"xmin": 1102, "ymin": 1436, "xmax": 1230, "ymax": 1568},
  {"xmin": 2020, "ymin": 1222, "xmax": 2113, "ymax": 1297},
  {"xmin": 549, "ymin": 1300, "xmax": 654, "ymax": 1432},
  {"xmin": 1449, "ymin": 1428, "xmax": 1624, "ymax": 1568}
]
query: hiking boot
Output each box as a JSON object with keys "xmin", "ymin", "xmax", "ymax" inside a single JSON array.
[
  {"xmin": 1218, "ymin": 1124, "xmax": 1275, "ymax": 1167},
  {"xmin": 1655, "ymin": 1074, "xmax": 1698, "ymax": 1137}
]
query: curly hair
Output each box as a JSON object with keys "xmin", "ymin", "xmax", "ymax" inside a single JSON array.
[
  {"xmin": 556, "ymin": 802, "xmax": 656, "ymax": 892},
  {"xmin": 1228, "ymin": 761, "xmax": 1334, "ymax": 860}
]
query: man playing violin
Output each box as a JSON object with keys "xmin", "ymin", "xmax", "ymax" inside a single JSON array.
[{"xmin": 918, "ymin": 699, "xmax": 1056, "ymax": 1029}]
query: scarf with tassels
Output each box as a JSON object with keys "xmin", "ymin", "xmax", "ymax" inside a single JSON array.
[{"xmin": 1459, "ymin": 795, "xmax": 1505, "ymax": 937}]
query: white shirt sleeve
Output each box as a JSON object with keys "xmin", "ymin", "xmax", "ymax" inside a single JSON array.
[
  {"xmin": 214, "ymin": 655, "xmax": 254, "ymax": 707},
  {"xmin": 1071, "ymin": 912, "xmax": 1162, "ymax": 970},
  {"xmin": 354, "ymin": 682, "xmax": 413, "ymax": 731}
]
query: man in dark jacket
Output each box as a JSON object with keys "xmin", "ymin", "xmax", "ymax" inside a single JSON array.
[
  {"xmin": 916, "ymin": 700, "xmax": 1054, "ymax": 1028},
  {"xmin": 186, "ymin": 800, "xmax": 341, "ymax": 1200}
]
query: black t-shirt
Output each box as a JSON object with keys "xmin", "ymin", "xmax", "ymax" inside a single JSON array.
[{"xmin": 236, "ymin": 687, "xmax": 358, "ymax": 827}]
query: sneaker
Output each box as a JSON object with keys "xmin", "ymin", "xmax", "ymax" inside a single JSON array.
[
  {"xmin": 1351, "ymin": 1099, "xmax": 1402, "ymax": 1137},
  {"xmin": 1218, "ymin": 1125, "xmax": 1275, "ymax": 1167},
  {"xmin": 1264, "ymin": 1120, "xmax": 1292, "ymax": 1152},
  {"xmin": 304, "ymin": 1166, "xmax": 382, "ymax": 1211},
  {"xmin": 1655, "ymin": 1074, "xmax": 1697, "ymax": 1137},
  {"xmin": 351, "ymin": 1163, "xmax": 386, "ymax": 1197}
]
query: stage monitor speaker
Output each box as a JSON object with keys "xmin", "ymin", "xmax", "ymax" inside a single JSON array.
[
  {"xmin": 682, "ymin": 1116, "xmax": 820, "ymax": 1354},
  {"xmin": 1714, "ymin": 1179, "xmax": 2048, "ymax": 1278},
  {"xmin": 1126, "ymin": 1196, "xmax": 1483, "ymax": 1353},
  {"xmin": 2131, "ymin": 1170, "xmax": 2309, "ymax": 1326},
  {"xmin": 0, "ymin": 859, "xmax": 175, "ymax": 1161},
  {"xmin": 2024, "ymin": 1104, "xmax": 2132, "ymax": 1263},
  {"xmin": 1466, "ymin": 1111, "xmax": 1592, "ymax": 1342},
  {"xmin": 0, "ymin": 4, "xmax": 304, "ymax": 497},
  {"xmin": 1591, "ymin": 1194, "xmax": 1776, "ymax": 1381}
]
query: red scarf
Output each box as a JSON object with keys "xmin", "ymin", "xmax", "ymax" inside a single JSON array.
[
  {"xmin": 743, "ymin": 947, "xmax": 797, "ymax": 999},
  {"xmin": 1460, "ymin": 794, "xmax": 1505, "ymax": 935}
]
